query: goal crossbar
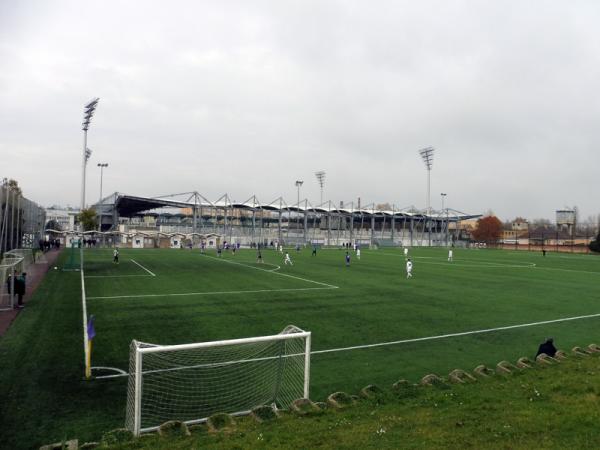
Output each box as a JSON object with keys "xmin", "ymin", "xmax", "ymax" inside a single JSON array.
[{"xmin": 138, "ymin": 330, "xmax": 311, "ymax": 354}]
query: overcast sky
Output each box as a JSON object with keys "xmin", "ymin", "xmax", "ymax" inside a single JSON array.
[{"xmin": 1, "ymin": 1, "xmax": 598, "ymax": 221}]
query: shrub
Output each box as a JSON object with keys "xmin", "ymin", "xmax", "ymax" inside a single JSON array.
[{"xmin": 589, "ymin": 233, "xmax": 600, "ymax": 253}]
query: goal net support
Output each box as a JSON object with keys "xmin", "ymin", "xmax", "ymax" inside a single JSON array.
[
  {"xmin": 126, "ymin": 325, "xmax": 311, "ymax": 435},
  {"xmin": 0, "ymin": 249, "xmax": 34, "ymax": 311}
]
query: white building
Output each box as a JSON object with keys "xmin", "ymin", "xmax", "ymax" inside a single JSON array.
[{"xmin": 45, "ymin": 207, "xmax": 79, "ymax": 232}]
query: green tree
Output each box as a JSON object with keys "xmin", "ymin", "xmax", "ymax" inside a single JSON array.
[
  {"xmin": 78, "ymin": 208, "xmax": 98, "ymax": 231},
  {"xmin": 45, "ymin": 219, "xmax": 62, "ymax": 231},
  {"xmin": 590, "ymin": 232, "xmax": 600, "ymax": 253},
  {"xmin": 6, "ymin": 179, "xmax": 22, "ymax": 196}
]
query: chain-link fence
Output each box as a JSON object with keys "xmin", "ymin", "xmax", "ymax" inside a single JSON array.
[{"xmin": 0, "ymin": 180, "xmax": 46, "ymax": 258}]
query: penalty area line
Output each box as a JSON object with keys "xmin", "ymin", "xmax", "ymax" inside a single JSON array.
[
  {"xmin": 201, "ymin": 253, "xmax": 338, "ymax": 289},
  {"xmin": 87, "ymin": 286, "xmax": 338, "ymax": 300},
  {"xmin": 312, "ymin": 311, "xmax": 600, "ymax": 355},
  {"xmin": 131, "ymin": 259, "xmax": 156, "ymax": 277},
  {"xmin": 85, "ymin": 274, "xmax": 154, "ymax": 278}
]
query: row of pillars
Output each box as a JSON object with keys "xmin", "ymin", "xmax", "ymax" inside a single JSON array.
[{"xmin": 188, "ymin": 203, "xmax": 452, "ymax": 247}]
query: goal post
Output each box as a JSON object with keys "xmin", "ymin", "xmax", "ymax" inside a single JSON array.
[{"xmin": 126, "ymin": 325, "xmax": 311, "ymax": 435}]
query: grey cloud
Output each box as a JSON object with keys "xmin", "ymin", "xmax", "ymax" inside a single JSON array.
[{"xmin": 0, "ymin": 0, "xmax": 599, "ymax": 221}]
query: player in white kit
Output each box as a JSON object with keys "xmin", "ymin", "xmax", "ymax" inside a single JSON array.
[
  {"xmin": 448, "ymin": 249, "xmax": 453, "ymax": 262},
  {"xmin": 406, "ymin": 258, "xmax": 413, "ymax": 278},
  {"xmin": 284, "ymin": 252, "xmax": 293, "ymax": 265}
]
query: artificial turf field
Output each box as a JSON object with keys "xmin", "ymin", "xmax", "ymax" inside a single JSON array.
[{"xmin": 1, "ymin": 246, "xmax": 600, "ymax": 448}]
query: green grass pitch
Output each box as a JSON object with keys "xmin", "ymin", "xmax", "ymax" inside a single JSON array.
[{"xmin": 1, "ymin": 246, "xmax": 600, "ymax": 448}]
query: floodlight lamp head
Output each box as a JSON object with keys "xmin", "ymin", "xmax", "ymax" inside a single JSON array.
[
  {"xmin": 85, "ymin": 97, "xmax": 100, "ymax": 109},
  {"xmin": 295, "ymin": 180, "xmax": 304, "ymax": 187},
  {"xmin": 419, "ymin": 146, "xmax": 435, "ymax": 170},
  {"xmin": 315, "ymin": 170, "xmax": 326, "ymax": 187}
]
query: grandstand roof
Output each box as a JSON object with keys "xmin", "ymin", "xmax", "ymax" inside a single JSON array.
[{"xmin": 96, "ymin": 192, "xmax": 481, "ymax": 221}]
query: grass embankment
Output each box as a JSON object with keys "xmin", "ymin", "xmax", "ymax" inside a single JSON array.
[{"xmin": 108, "ymin": 353, "xmax": 600, "ymax": 449}]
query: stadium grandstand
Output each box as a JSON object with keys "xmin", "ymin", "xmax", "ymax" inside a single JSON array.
[{"xmin": 50, "ymin": 191, "xmax": 481, "ymax": 248}]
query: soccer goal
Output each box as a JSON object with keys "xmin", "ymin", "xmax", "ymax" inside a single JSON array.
[{"xmin": 126, "ymin": 325, "xmax": 311, "ymax": 435}]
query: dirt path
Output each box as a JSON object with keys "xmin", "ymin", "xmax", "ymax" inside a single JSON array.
[{"xmin": 0, "ymin": 249, "xmax": 62, "ymax": 337}]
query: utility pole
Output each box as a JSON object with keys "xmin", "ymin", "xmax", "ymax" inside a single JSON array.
[
  {"xmin": 97, "ymin": 163, "xmax": 108, "ymax": 231},
  {"xmin": 295, "ymin": 180, "xmax": 303, "ymax": 240}
]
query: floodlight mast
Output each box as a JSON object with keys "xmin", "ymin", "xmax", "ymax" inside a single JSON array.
[
  {"xmin": 441, "ymin": 192, "xmax": 447, "ymax": 245},
  {"xmin": 295, "ymin": 180, "xmax": 303, "ymax": 235},
  {"xmin": 419, "ymin": 147, "xmax": 434, "ymax": 214},
  {"xmin": 81, "ymin": 98, "xmax": 99, "ymax": 213},
  {"xmin": 315, "ymin": 171, "xmax": 326, "ymax": 205}
]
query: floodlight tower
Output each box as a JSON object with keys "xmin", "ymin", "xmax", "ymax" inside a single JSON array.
[
  {"xmin": 81, "ymin": 98, "xmax": 99, "ymax": 211},
  {"xmin": 295, "ymin": 180, "xmax": 304, "ymax": 207},
  {"xmin": 315, "ymin": 171, "xmax": 326, "ymax": 205},
  {"xmin": 419, "ymin": 147, "xmax": 435, "ymax": 214}
]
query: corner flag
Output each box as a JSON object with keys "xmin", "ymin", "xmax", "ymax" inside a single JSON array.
[
  {"xmin": 85, "ymin": 315, "xmax": 96, "ymax": 379},
  {"xmin": 87, "ymin": 315, "xmax": 96, "ymax": 340}
]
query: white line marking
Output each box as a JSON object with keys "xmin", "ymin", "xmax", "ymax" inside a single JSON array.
[
  {"xmin": 86, "ymin": 274, "xmax": 153, "ymax": 278},
  {"xmin": 377, "ymin": 251, "xmax": 600, "ymax": 274},
  {"xmin": 418, "ymin": 260, "xmax": 536, "ymax": 269},
  {"xmin": 202, "ymin": 254, "xmax": 338, "ymax": 288},
  {"xmin": 131, "ymin": 259, "xmax": 156, "ymax": 277},
  {"xmin": 79, "ymin": 248, "xmax": 91, "ymax": 375},
  {"xmin": 378, "ymin": 252, "xmax": 537, "ymax": 268},
  {"xmin": 92, "ymin": 311, "xmax": 600, "ymax": 379},
  {"xmin": 533, "ymin": 266, "xmax": 600, "ymax": 276},
  {"xmin": 264, "ymin": 263, "xmax": 281, "ymax": 272},
  {"xmin": 312, "ymin": 311, "xmax": 600, "ymax": 355},
  {"xmin": 91, "ymin": 366, "xmax": 128, "ymax": 379},
  {"xmin": 80, "ymin": 250, "xmax": 89, "ymax": 376},
  {"xmin": 87, "ymin": 286, "xmax": 337, "ymax": 300},
  {"xmin": 555, "ymin": 254, "xmax": 599, "ymax": 260}
]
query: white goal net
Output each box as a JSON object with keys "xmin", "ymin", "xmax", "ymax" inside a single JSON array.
[{"xmin": 126, "ymin": 325, "xmax": 311, "ymax": 435}]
